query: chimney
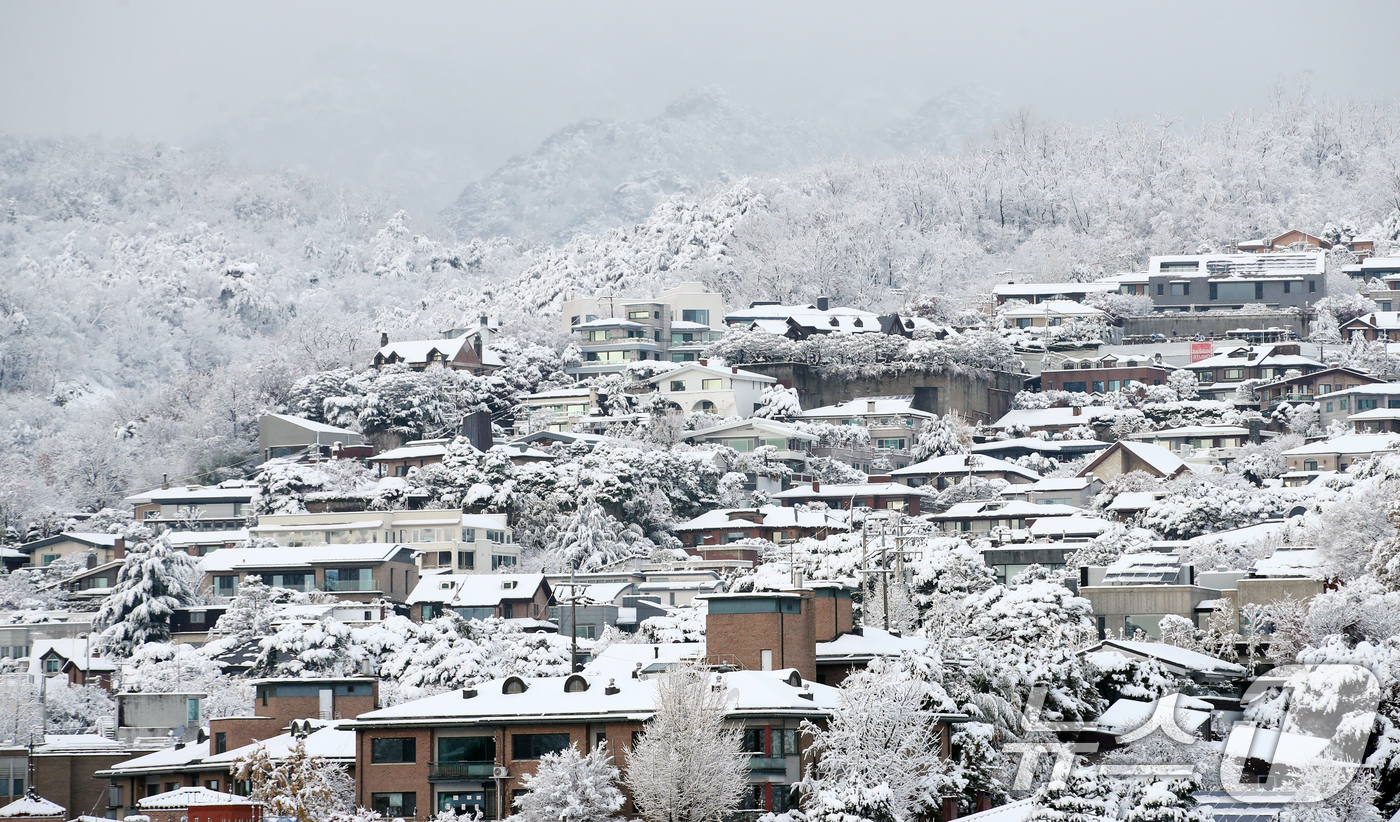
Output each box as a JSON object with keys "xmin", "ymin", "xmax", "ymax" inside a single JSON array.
[
  {"xmin": 479, "ymin": 315, "xmax": 489, "ymax": 327},
  {"xmin": 731, "ymin": 367, "xmax": 738, "ymax": 374},
  {"xmin": 811, "ymin": 480, "xmax": 820, "ymax": 493},
  {"xmin": 113, "ymin": 537, "xmax": 125, "ymax": 560},
  {"xmin": 380, "ymin": 332, "xmax": 389, "ymax": 347},
  {"xmin": 699, "ymin": 359, "xmax": 708, "ymax": 367},
  {"xmin": 1072, "ymin": 406, "xmax": 1082, "ymax": 416},
  {"xmin": 816, "ymin": 296, "xmax": 830, "ymax": 311},
  {"xmin": 161, "ymin": 473, "xmax": 169, "ymax": 490},
  {"xmin": 867, "ymin": 401, "xmax": 876, "ymax": 413}
]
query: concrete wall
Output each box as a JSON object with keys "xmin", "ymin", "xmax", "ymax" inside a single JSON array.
[
  {"xmin": 1121, "ymin": 311, "xmax": 1311, "ymax": 340},
  {"xmin": 739, "ymin": 363, "xmax": 1024, "ymax": 425}
]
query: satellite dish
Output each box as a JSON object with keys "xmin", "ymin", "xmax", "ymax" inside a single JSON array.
[{"xmin": 175, "ymin": 724, "xmax": 187, "ymax": 740}]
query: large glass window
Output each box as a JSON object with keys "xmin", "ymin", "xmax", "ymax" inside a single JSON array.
[
  {"xmin": 371, "ymin": 738, "xmax": 416, "ymax": 764},
  {"xmin": 372, "ymin": 793, "xmax": 416, "ymax": 817},
  {"xmin": 1169, "ymin": 283, "xmax": 1189, "ymax": 297},
  {"xmin": 512, "ymin": 734, "xmax": 570, "ymax": 760},
  {"xmin": 438, "ymin": 736, "xmax": 495, "ymax": 765},
  {"xmin": 1124, "ymin": 614, "xmax": 1168, "ymax": 640},
  {"xmin": 702, "ymin": 378, "xmax": 722, "ymax": 390},
  {"xmin": 215, "ymin": 576, "xmax": 239, "ymax": 597},
  {"xmin": 669, "ymin": 380, "xmax": 687, "ymax": 392},
  {"xmin": 324, "ymin": 568, "xmax": 373, "ymax": 592},
  {"xmin": 682, "ymin": 309, "xmax": 710, "ymax": 325},
  {"xmin": 1213, "ymin": 281, "xmax": 1257, "ymax": 301},
  {"xmin": 270, "ymin": 573, "xmax": 313, "ymax": 593},
  {"xmin": 588, "ymin": 330, "xmax": 609, "ymax": 341}
]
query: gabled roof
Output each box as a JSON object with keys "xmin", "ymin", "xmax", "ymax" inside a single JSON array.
[
  {"xmin": 0, "ymin": 794, "xmax": 64, "ymax": 818},
  {"xmin": 1341, "ymin": 311, "xmax": 1400, "ymax": 331},
  {"xmin": 1254, "ymin": 365, "xmax": 1383, "ymax": 390},
  {"xmin": 376, "ymin": 337, "xmax": 471, "ymax": 363},
  {"xmin": 989, "ymin": 406, "xmax": 1119, "ymax": 430},
  {"xmin": 18, "ymin": 532, "xmax": 120, "ymax": 554},
  {"xmin": 204, "ymin": 723, "xmax": 353, "ymax": 765},
  {"xmin": 1081, "ymin": 638, "xmax": 1246, "ymax": 678},
  {"xmin": 1249, "ymin": 546, "xmax": 1319, "ymax": 578},
  {"xmin": 682, "ymin": 418, "xmax": 817, "ymax": 443},
  {"xmin": 890, "ymin": 453, "xmax": 1041, "ymax": 481},
  {"xmin": 1028, "ymin": 514, "xmax": 1114, "ymax": 538},
  {"xmin": 1076, "ymin": 440, "xmax": 1188, "ymax": 479},
  {"xmin": 406, "ymin": 573, "xmax": 549, "ymax": 607},
  {"xmin": 138, "ymin": 787, "xmax": 258, "ymax": 809},
  {"xmin": 929, "ymin": 501, "xmax": 1082, "ymax": 520},
  {"xmin": 367, "ymin": 440, "xmax": 453, "ymax": 462}
]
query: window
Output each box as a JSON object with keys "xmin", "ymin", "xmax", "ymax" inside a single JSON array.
[
  {"xmin": 588, "ymin": 330, "xmax": 609, "ymax": 341},
  {"xmin": 457, "ymin": 551, "xmax": 475, "ymax": 570},
  {"xmin": 1170, "ymin": 283, "xmax": 1189, "ymax": 297},
  {"xmin": 372, "ymin": 793, "xmax": 416, "ymax": 817},
  {"xmin": 41, "ymin": 554, "xmax": 58, "ymax": 566},
  {"xmin": 573, "ymin": 624, "xmax": 595, "ymax": 639},
  {"xmin": 682, "ymin": 309, "xmax": 710, "ymax": 325},
  {"xmin": 1123, "ymin": 614, "xmax": 1168, "ymax": 640},
  {"xmin": 205, "ymin": 780, "xmax": 220, "ymax": 791},
  {"xmin": 669, "ymin": 380, "xmax": 686, "ymax": 392},
  {"xmin": 371, "ymin": 738, "xmax": 416, "ymax": 764},
  {"xmin": 513, "ymin": 733, "xmax": 570, "ymax": 760},
  {"xmin": 1309, "ymin": 280, "xmax": 1317, "ymax": 293},
  {"xmin": 701, "ymin": 378, "xmax": 722, "ymax": 390},
  {"xmin": 1092, "ymin": 380, "xmax": 1105, "ymax": 393},
  {"xmin": 1326, "ymin": 402, "xmax": 1334, "ymax": 412},
  {"xmin": 491, "ymin": 554, "xmax": 517, "ymax": 569},
  {"xmin": 1156, "ymin": 284, "xmax": 1164, "ymax": 295},
  {"xmin": 1359, "ymin": 399, "xmax": 1379, "ymax": 411},
  {"xmin": 439, "ymin": 792, "xmax": 490, "ymax": 815},
  {"xmin": 269, "ymin": 573, "xmax": 312, "ymax": 592},
  {"xmin": 875, "ymin": 438, "xmax": 905, "ymax": 450},
  {"xmin": 1222, "ymin": 369, "xmax": 1243, "ymax": 381},
  {"xmin": 438, "ymin": 736, "xmax": 495, "ymax": 764},
  {"xmin": 1107, "ymin": 380, "xmax": 1120, "ymax": 391},
  {"xmin": 325, "ymin": 567, "xmax": 373, "ymax": 592},
  {"xmin": 1304, "ymin": 460, "xmax": 1318, "ymax": 471},
  {"xmin": 1284, "ymin": 281, "xmax": 1292, "ymax": 294},
  {"xmin": 1341, "ymin": 399, "xmax": 1350, "ymax": 410},
  {"xmin": 628, "ymin": 310, "xmax": 650, "ymax": 320},
  {"xmin": 1063, "ymin": 381, "xmax": 1087, "ymax": 392},
  {"xmin": 570, "ymin": 315, "xmax": 580, "ymax": 326},
  {"xmin": 1016, "ymin": 317, "xmax": 1033, "ymax": 328},
  {"xmin": 42, "ymin": 656, "xmax": 60, "ymax": 674},
  {"xmin": 215, "ymin": 732, "xmax": 227, "ymax": 754}
]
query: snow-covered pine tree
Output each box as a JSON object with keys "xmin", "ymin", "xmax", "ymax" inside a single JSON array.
[
  {"xmin": 1123, "ymin": 778, "xmax": 1210, "ymax": 822},
  {"xmin": 911, "ymin": 413, "xmax": 971, "ymax": 461},
  {"xmin": 1024, "ymin": 769, "xmax": 1116, "ymax": 822},
  {"xmin": 513, "ymin": 742, "xmax": 625, "ymax": 822},
  {"xmin": 94, "ymin": 533, "xmax": 201, "ymax": 656},
  {"xmin": 752, "ymin": 384, "xmax": 802, "ymax": 420},
  {"xmin": 626, "ymin": 667, "xmax": 746, "ymax": 822}
]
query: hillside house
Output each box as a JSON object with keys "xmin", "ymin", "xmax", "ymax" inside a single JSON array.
[
  {"xmin": 407, "ymin": 573, "xmax": 553, "ymax": 623},
  {"xmin": 203, "ymin": 544, "xmax": 420, "ymax": 604}
]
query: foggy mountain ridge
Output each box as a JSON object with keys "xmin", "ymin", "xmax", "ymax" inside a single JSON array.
[{"xmin": 443, "ymin": 85, "xmax": 1009, "ymax": 242}]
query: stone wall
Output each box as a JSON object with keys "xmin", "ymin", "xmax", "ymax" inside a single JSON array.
[{"xmin": 739, "ymin": 363, "xmax": 1024, "ymax": 424}]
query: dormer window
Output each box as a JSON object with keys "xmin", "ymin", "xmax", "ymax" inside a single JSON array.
[
  {"xmin": 502, "ymin": 676, "xmax": 528, "ymax": 694},
  {"xmin": 564, "ymin": 675, "xmax": 590, "ymax": 693},
  {"xmin": 502, "ymin": 580, "xmax": 518, "ymax": 590}
]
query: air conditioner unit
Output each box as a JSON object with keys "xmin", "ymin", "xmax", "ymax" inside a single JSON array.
[{"xmin": 492, "ymin": 766, "xmax": 509, "ymax": 779}]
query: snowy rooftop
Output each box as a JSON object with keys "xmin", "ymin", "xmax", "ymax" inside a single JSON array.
[
  {"xmin": 1098, "ymin": 551, "xmax": 1183, "ymax": 584},
  {"xmin": 770, "ymin": 482, "xmax": 937, "ymax": 500},
  {"xmin": 671, "ymin": 506, "xmax": 850, "ymax": 532},
  {"xmin": 1091, "ymin": 693, "xmax": 1212, "ymax": 736},
  {"xmin": 165, "ymin": 529, "xmax": 247, "ymax": 548},
  {"xmin": 1104, "ymin": 491, "xmax": 1162, "ymax": 511},
  {"xmin": 1343, "ymin": 311, "xmax": 1400, "ymax": 330},
  {"xmin": 682, "ymin": 417, "xmax": 817, "ymax": 442},
  {"xmin": 931, "ymin": 500, "xmax": 1083, "ymax": 520},
  {"xmin": 1282, "ymin": 432, "xmax": 1400, "ymax": 456},
  {"xmin": 814, "ymin": 626, "xmax": 926, "ymax": 662},
  {"xmin": 137, "ymin": 787, "xmax": 258, "ymax": 809},
  {"xmin": 205, "ymin": 723, "xmax": 353, "ymax": 766},
  {"xmin": 992, "ymin": 281, "xmax": 1119, "ymax": 296},
  {"xmin": 124, "ymin": 482, "xmax": 259, "ymax": 505},
  {"xmin": 1027, "ymin": 514, "xmax": 1114, "ymax": 538},
  {"xmin": 797, "ymin": 395, "xmax": 930, "ymax": 419},
  {"xmin": 644, "ymin": 361, "xmax": 775, "ymax": 384},
  {"xmin": 1249, "ymin": 546, "xmax": 1319, "ymax": 578},
  {"xmin": 1079, "ymin": 440, "xmax": 1186, "ymax": 478},
  {"xmin": 574, "ymin": 317, "xmax": 646, "ymax": 329},
  {"xmin": 1083, "ymin": 639, "xmax": 1246, "ymax": 677},
  {"xmin": 998, "ymin": 300, "xmax": 1107, "ymax": 318},
  {"xmin": 406, "ymin": 573, "xmax": 547, "ymax": 607},
  {"xmin": 353, "ymin": 670, "xmax": 844, "ymax": 726},
  {"xmin": 367, "ymin": 441, "xmax": 452, "ymax": 462},
  {"xmin": 1022, "ymin": 476, "xmax": 1100, "ymax": 492},
  {"xmin": 0, "ymin": 794, "xmax": 64, "ymax": 818},
  {"xmin": 201, "ymin": 543, "xmax": 412, "ymax": 572},
  {"xmin": 990, "ymin": 406, "xmax": 1119, "ymax": 429},
  {"xmin": 890, "ymin": 453, "xmax": 1041, "ymax": 480},
  {"xmin": 258, "ymin": 413, "xmax": 361, "ymax": 437},
  {"xmin": 1322, "ymin": 381, "xmax": 1400, "ymax": 398},
  {"xmin": 101, "ymin": 740, "xmax": 211, "ymax": 776}
]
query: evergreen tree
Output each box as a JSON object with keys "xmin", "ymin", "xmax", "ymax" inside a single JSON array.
[
  {"xmin": 233, "ymin": 738, "xmax": 354, "ymax": 822},
  {"xmin": 1123, "ymin": 778, "xmax": 1209, "ymax": 822},
  {"xmin": 1025, "ymin": 770, "xmax": 1115, "ymax": 822},
  {"xmin": 911, "ymin": 413, "xmax": 970, "ymax": 461},
  {"xmin": 94, "ymin": 533, "xmax": 200, "ymax": 656}
]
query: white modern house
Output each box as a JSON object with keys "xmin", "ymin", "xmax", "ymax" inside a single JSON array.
[
  {"xmin": 250, "ymin": 510, "xmax": 519, "ymax": 573},
  {"xmin": 647, "ymin": 362, "xmax": 776, "ymax": 417}
]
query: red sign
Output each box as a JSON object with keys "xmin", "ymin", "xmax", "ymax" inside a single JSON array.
[{"xmin": 1190, "ymin": 342, "xmax": 1213, "ymax": 362}]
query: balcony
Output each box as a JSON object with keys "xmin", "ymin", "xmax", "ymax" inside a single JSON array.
[
  {"xmin": 747, "ymin": 755, "xmax": 789, "ymax": 774},
  {"xmin": 429, "ymin": 761, "xmax": 496, "ymax": 781}
]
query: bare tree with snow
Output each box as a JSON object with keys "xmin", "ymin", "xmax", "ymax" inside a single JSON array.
[{"xmin": 625, "ymin": 666, "xmax": 746, "ymax": 822}]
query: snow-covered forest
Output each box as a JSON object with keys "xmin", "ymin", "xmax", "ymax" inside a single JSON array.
[{"xmin": 5, "ymin": 88, "xmax": 1400, "ymax": 524}]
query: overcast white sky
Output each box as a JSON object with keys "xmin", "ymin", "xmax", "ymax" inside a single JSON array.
[{"xmin": 2, "ymin": 1, "xmax": 1395, "ymax": 179}]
